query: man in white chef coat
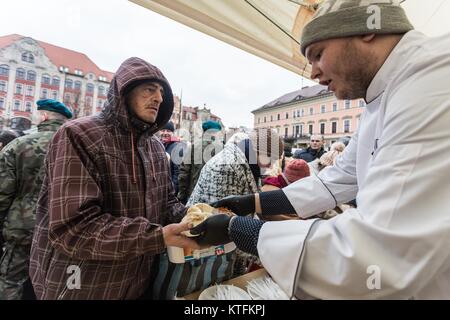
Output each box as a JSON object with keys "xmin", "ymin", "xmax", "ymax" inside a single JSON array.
[{"xmin": 191, "ymin": 0, "xmax": 450, "ymax": 299}]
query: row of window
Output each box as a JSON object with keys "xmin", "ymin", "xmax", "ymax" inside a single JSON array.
[
  {"xmin": 0, "ymin": 96, "xmax": 105, "ymax": 111},
  {"xmin": 64, "ymin": 80, "xmax": 107, "ymax": 95},
  {"xmin": 0, "ymin": 66, "xmax": 109, "ymax": 95},
  {"xmin": 63, "ymin": 93, "xmax": 105, "ymax": 108},
  {"xmin": 9, "ymin": 100, "xmax": 33, "ymax": 112},
  {"xmin": 257, "ymin": 100, "xmax": 365, "ymax": 124},
  {"xmin": 276, "ymin": 119, "xmax": 355, "ymax": 137},
  {"xmin": 1, "ymin": 80, "xmax": 108, "ymax": 97}
]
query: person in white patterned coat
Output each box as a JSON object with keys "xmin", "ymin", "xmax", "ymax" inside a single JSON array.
[
  {"xmin": 187, "ymin": 130, "xmax": 283, "ymax": 206},
  {"xmin": 187, "ymin": 129, "xmax": 283, "ymax": 276}
]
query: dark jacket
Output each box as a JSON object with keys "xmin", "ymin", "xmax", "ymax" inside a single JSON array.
[
  {"xmin": 293, "ymin": 147, "xmax": 325, "ymax": 163},
  {"xmin": 164, "ymin": 139, "xmax": 187, "ymax": 194},
  {"xmin": 29, "ymin": 57, "xmax": 186, "ymax": 300},
  {"xmin": 177, "ymin": 140, "xmax": 218, "ymax": 203}
]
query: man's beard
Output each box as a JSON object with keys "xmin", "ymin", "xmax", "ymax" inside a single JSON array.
[{"xmin": 336, "ymin": 41, "xmax": 375, "ymax": 100}]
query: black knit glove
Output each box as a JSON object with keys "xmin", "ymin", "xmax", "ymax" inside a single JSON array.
[
  {"xmin": 210, "ymin": 194, "xmax": 255, "ymax": 216},
  {"xmin": 190, "ymin": 214, "xmax": 232, "ymax": 246}
]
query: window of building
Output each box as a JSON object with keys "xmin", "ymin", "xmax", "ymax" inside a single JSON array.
[
  {"xmin": 309, "ymin": 107, "xmax": 314, "ymax": 115},
  {"xmin": 286, "ymin": 112, "xmax": 289, "ymax": 119},
  {"xmin": 25, "ymin": 101, "xmax": 32, "ymax": 112},
  {"xmin": 0, "ymin": 65, "xmax": 9, "ymax": 76},
  {"xmin": 270, "ymin": 115, "xmax": 273, "ymax": 122},
  {"xmin": 277, "ymin": 114, "xmax": 280, "ymax": 121},
  {"xmin": 65, "ymin": 79, "xmax": 73, "ymax": 89},
  {"xmin": 321, "ymin": 105, "xmax": 326, "ymax": 113},
  {"xmin": 26, "ymin": 70, "xmax": 36, "ymax": 82},
  {"xmin": 41, "ymin": 88, "xmax": 48, "ymax": 99},
  {"xmin": 0, "ymin": 97, "xmax": 4, "ymax": 109},
  {"xmin": 21, "ymin": 52, "xmax": 34, "ymax": 63},
  {"xmin": 344, "ymin": 119, "xmax": 351, "ymax": 133},
  {"xmin": 296, "ymin": 110, "xmax": 300, "ymax": 117},
  {"xmin": 26, "ymin": 85, "xmax": 33, "ymax": 96},
  {"xmin": 320, "ymin": 122, "xmax": 326, "ymax": 135},
  {"xmin": 285, "ymin": 127, "xmax": 288, "ymax": 137},
  {"xmin": 98, "ymin": 86, "xmax": 105, "ymax": 96},
  {"xmin": 295, "ymin": 125, "xmax": 299, "ymax": 137},
  {"xmin": 345, "ymin": 100, "xmax": 351, "ymax": 109},
  {"xmin": 16, "ymin": 68, "xmax": 26, "ymax": 79},
  {"xmin": 52, "ymin": 91, "xmax": 58, "ymax": 100},
  {"xmin": 264, "ymin": 116, "xmax": 266, "ymax": 123},
  {"xmin": 52, "ymin": 77, "xmax": 60, "ymax": 87},
  {"xmin": 293, "ymin": 110, "xmax": 296, "ymax": 118},
  {"xmin": 331, "ymin": 121, "xmax": 337, "ymax": 134},
  {"xmin": 359, "ymin": 100, "xmax": 365, "ymax": 107},
  {"xmin": 86, "ymin": 96, "xmax": 92, "ymax": 106},
  {"xmin": 42, "ymin": 74, "xmax": 51, "ymax": 85},
  {"xmin": 299, "ymin": 124, "xmax": 303, "ymax": 136},
  {"xmin": 308, "ymin": 124, "xmax": 313, "ymax": 135},
  {"xmin": 13, "ymin": 100, "xmax": 21, "ymax": 111},
  {"xmin": 15, "ymin": 83, "xmax": 23, "ymax": 95},
  {"xmin": 74, "ymin": 81, "xmax": 82, "ymax": 91},
  {"xmin": 332, "ymin": 102, "xmax": 337, "ymax": 112},
  {"xmin": 64, "ymin": 93, "xmax": 71, "ymax": 103},
  {"xmin": 86, "ymin": 83, "xmax": 94, "ymax": 94},
  {"xmin": 301, "ymin": 109, "xmax": 305, "ymax": 117},
  {"xmin": 0, "ymin": 81, "xmax": 6, "ymax": 92}
]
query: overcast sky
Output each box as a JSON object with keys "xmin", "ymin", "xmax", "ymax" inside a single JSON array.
[
  {"xmin": 2, "ymin": 0, "xmax": 448, "ymax": 128},
  {"xmin": 1, "ymin": 0, "xmax": 317, "ymax": 128}
]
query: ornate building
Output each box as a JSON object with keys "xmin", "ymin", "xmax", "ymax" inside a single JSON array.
[
  {"xmin": 252, "ymin": 85, "xmax": 365, "ymax": 148},
  {"xmin": 0, "ymin": 34, "xmax": 113, "ymax": 131}
]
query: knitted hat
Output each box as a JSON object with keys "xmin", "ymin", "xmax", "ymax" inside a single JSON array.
[
  {"xmin": 202, "ymin": 120, "xmax": 222, "ymax": 132},
  {"xmin": 37, "ymin": 99, "xmax": 73, "ymax": 119},
  {"xmin": 283, "ymin": 159, "xmax": 310, "ymax": 183},
  {"xmin": 162, "ymin": 120, "xmax": 175, "ymax": 132},
  {"xmin": 300, "ymin": 0, "xmax": 414, "ymax": 56}
]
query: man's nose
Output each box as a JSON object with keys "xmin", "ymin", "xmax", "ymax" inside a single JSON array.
[
  {"xmin": 310, "ymin": 62, "xmax": 321, "ymax": 81},
  {"xmin": 154, "ymin": 90, "xmax": 163, "ymax": 103}
]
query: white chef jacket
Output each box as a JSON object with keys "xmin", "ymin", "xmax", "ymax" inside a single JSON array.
[{"xmin": 258, "ymin": 30, "xmax": 450, "ymax": 299}]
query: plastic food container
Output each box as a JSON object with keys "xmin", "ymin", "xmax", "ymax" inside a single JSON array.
[{"xmin": 167, "ymin": 242, "xmax": 236, "ymax": 263}]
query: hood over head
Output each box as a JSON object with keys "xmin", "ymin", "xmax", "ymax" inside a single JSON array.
[{"xmin": 102, "ymin": 57, "xmax": 174, "ymax": 134}]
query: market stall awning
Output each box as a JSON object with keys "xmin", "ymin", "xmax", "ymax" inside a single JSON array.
[{"xmin": 129, "ymin": 0, "xmax": 449, "ymax": 78}]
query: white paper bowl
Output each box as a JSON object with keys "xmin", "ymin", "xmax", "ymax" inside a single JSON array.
[{"xmin": 198, "ymin": 285, "xmax": 252, "ymax": 300}]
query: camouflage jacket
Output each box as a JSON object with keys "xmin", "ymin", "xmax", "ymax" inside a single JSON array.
[{"xmin": 0, "ymin": 119, "xmax": 65, "ymax": 247}]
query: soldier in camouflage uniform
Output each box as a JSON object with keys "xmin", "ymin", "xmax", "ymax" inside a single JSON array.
[{"xmin": 0, "ymin": 99, "xmax": 72, "ymax": 300}]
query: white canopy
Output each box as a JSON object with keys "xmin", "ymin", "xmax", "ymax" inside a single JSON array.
[{"xmin": 130, "ymin": 0, "xmax": 449, "ymax": 78}]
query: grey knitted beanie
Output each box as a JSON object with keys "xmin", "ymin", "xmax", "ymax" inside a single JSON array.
[{"xmin": 300, "ymin": 0, "xmax": 414, "ymax": 56}]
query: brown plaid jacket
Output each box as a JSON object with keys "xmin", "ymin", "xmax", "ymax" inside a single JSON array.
[{"xmin": 29, "ymin": 57, "xmax": 186, "ymax": 299}]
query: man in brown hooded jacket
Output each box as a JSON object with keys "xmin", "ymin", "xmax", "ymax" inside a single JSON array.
[{"xmin": 29, "ymin": 57, "xmax": 199, "ymax": 299}]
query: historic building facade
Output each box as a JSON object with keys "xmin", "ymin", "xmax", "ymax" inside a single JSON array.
[
  {"xmin": 0, "ymin": 34, "xmax": 113, "ymax": 131},
  {"xmin": 252, "ymin": 85, "xmax": 365, "ymax": 148}
]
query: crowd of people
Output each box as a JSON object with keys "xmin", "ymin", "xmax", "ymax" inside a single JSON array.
[{"xmin": 1, "ymin": 0, "xmax": 450, "ymax": 300}]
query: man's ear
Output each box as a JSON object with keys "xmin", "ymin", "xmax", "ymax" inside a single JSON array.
[{"xmin": 361, "ymin": 34, "xmax": 376, "ymax": 43}]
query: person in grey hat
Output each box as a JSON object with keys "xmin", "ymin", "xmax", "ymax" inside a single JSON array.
[{"xmin": 191, "ymin": 1, "xmax": 450, "ymax": 299}]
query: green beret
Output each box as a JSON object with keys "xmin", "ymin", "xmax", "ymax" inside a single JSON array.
[
  {"xmin": 202, "ymin": 120, "xmax": 222, "ymax": 132},
  {"xmin": 36, "ymin": 99, "xmax": 73, "ymax": 119}
]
